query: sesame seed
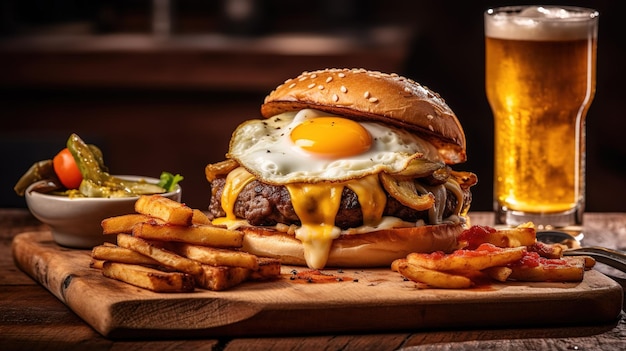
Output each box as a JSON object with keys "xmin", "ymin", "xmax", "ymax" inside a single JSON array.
[
  {"xmin": 340, "ymin": 86, "xmax": 347, "ymax": 93},
  {"xmin": 310, "ymin": 74, "xmax": 317, "ymax": 79},
  {"xmin": 289, "ymin": 83, "xmax": 296, "ymax": 89},
  {"xmin": 332, "ymin": 94, "xmax": 339, "ymax": 102},
  {"xmin": 307, "ymin": 83, "xmax": 315, "ymax": 89},
  {"xmin": 427, "ymin": 114, "xmax": 434, "ymax": 120},
  {"xmin": 299, "ymin": 76, "xmax": 308, "ymax": 81},
  {"xmin": 326, "ymin": 77, "xmax": 333, "ymax": 83},
  {"xmin": 369, "ymin": 97, "xmax": 379, "ymax": 103},
  {"xmin": 318, "ymin": 85, "xmax": 324, "ymax": 90},
  {"xmin": 428, "ymin": 125, "xmax": 434, "ymax": 131},
  {"xmin": 364, "ymin": 91, "xmax": 371, "ymax": 99},
  {"xmin": 338, "ymin": 73, "xmax": 346, "ymax": 78}
]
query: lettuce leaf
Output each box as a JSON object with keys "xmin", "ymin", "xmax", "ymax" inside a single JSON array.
[{"xmin": 158, "ymin": 172, "xmax": 184, "ymax": 192}]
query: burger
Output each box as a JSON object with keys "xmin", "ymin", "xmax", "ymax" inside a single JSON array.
[{"xmin": 205, "ymin": 68, "xmax": 477, "ymax": 269}]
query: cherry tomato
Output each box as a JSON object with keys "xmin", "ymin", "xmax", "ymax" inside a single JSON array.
[{"xmin": 53, "ymin": 148, "xmax": 83, "ymax": 189}]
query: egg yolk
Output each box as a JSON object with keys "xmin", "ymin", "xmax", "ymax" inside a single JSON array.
[{"xmin": 290, "ymin": 117, "xmax": 372, "ymax": 158}]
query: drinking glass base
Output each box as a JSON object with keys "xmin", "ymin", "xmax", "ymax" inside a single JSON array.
[{"xmin": 494, "ymin": 205, "xmax": 583, "ymax": 232}]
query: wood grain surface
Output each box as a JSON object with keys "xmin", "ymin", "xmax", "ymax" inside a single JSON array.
[{"xmin": 12, "ymin": 230, "xmax": 623, "ymax": 339}]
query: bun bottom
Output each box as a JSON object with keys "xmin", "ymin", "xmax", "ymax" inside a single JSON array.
[{"xmin": 241, "ymin": 223, "xmax": 465, "ymax": 268}]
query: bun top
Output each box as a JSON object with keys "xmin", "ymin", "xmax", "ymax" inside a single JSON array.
[{"xmin": 261, "ymin": 68, "xmax": 466, "ymax": 164}]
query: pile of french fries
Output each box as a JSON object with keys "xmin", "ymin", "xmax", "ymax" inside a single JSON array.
[
  {"xmin": 392, "ymin": 225, "xmax": 596, "ymax": 289},
  {"xmin": 90, "ymin": 195, "xmax": 280, "ymax": 292}
]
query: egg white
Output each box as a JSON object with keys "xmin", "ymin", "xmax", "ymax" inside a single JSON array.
[{"xmin": 228, "ymin": 109, "xmax": 442, "ymax": 184}]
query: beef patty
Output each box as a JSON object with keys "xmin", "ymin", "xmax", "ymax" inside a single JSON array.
[{"xmin": 208, "ymin": 178, "xmax": 463, "ymax": 229}]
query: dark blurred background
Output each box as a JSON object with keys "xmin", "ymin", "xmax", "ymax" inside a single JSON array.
[{"xmin": 1, "ymin": 0, "xmax": 624, "ymax": 214}]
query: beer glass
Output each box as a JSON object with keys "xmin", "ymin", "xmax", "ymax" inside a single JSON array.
[{"xmin": 484, "ymin": 6, "xmax": 598, "ymax": 229}]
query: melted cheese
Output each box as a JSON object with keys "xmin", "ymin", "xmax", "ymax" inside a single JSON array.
[
  {"xmin": 212, "ymin": 167, "xmax": 255, "ymax": 228},
  {"xmin": 345, "ymin": 174, "xmax": 386, "ymax": 226},
  {"xmin": 285, "ymin": 174, "xmax": 387, "ymax": 269},
  {"xmin": 285, "ymin": 182, "xmax": 344, "ymax": 269}
]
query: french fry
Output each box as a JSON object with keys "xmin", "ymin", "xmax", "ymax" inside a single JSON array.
[
  {"xmin": 196, "ymin": 264, "xmax": 250, "ymax": 291},
  {"xmin": 396, "ymin": 259, "xmax": 473, "ymax": 289},
  {"xmin": 508, "ymin": 256, "xmax": 586, "ymax": 282},
  {"xmin": 391, "ymin": 258, "xmax": 402, "ymax": 272},
  {"xmin": 489, "ymin": 227, "xmax": 537, "ymax": 247},
  {"xmin": 482, "ymin": 266, "xmax": 513, "ymax": 282},
  {"xmin": 192, "ymin": 209, "xmax": 212, "ymax": 225},
  {"xmin": 116, "ymin": 234, "xmax": 203, "ymax": 275},
  {"xmin": 135, "ymin": 195, "xmax": 193, "ymax": 226},
  {"xmin": 101, "ymin": 214, "xmax": 161, "ymax": 235},
  {"xmin": 92, "ymin": 244, "xmax": 160, "ymax": 266},
  {"xmin": 132, "ymin": 222, "xmax": 243, "ymax": 248},
  {"xmin": 103, "ymin": 261, "xmax": 195, "ymax": 293},
  {"xmin": 527, "ymin": 241, "xmax": 564, "ymax": 259},
  {"xmin": 457, "ymin": 225, "xmax": 536, "ymax": 249},
  {"xmin": 90, "ymin": 258, "xmax": 105, "ymax": 269},
  {"xmin": 407, "ymin": 244, "xmax": 526, "ymax": 272},
  {"xmin": 581, "ymin": 255, "xmax": 596, "ymax": 270},
  {"xmin": 101, "ymin": 210, "xmax": 209, "ymax": 235},
  {"xmin": 250, "ymin": 257, "xmax": 281, "ymax": 280},
  {"xmin": 173, "ymin": 243, "xmax": 259, "ymax": 270}
]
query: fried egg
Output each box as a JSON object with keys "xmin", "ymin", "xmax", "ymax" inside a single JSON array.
[{"xmin": 228, "ymin": 109, "xmax": 441, "ymax": 184}]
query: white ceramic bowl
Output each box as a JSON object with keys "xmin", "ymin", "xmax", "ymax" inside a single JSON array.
[{"xmin": 25, "ymin": 175, "xmax": 182, "ymax": 249}]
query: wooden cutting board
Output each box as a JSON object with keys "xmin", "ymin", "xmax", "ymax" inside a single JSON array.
[{"xmin": 12, "ymin": 231, "xmax": 624, "ymax": 339}]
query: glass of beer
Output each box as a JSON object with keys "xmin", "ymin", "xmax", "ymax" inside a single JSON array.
[{"xmin": 484, "ymin": 5, "xmax": 599, "ymax": 230}]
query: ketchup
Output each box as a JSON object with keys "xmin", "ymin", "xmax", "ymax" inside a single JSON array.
[{"xmin": 457, "ymin": 225, "xmax": 497, "ymax": 249}]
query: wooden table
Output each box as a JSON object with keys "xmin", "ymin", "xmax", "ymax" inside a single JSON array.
[{"xmin": 2, "ymin": 208, "xmax": 625, "ymax": 350}]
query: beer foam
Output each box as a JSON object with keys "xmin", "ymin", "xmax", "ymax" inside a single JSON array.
[{"xmin": 485, "ymin": 6, "xmax": 598, "ymax": 41}]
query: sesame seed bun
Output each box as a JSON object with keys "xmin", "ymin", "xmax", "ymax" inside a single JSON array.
[{"xmin": 261, "ymin": 68, "xmax": 466, "ymax": 164}]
